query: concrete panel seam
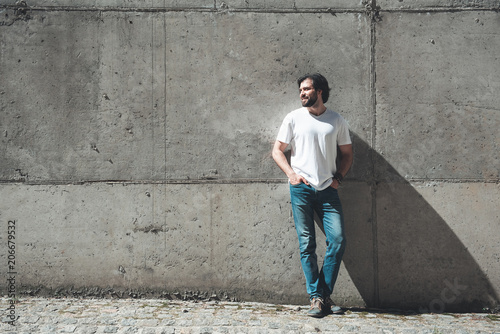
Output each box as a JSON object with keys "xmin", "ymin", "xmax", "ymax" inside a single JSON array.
[
  {"xmin": 405, "ymin": 178, "xmax": 500, "ymax": 184},
  {"xmin": 0, "ymin": 6, "xmax": 366, "ymax": 14},
  {"xmin": 0, "ymin": 178, "xmax": 497, "ymax": 186},
  {"xmin": 0, "ymin": 5, "xmax": 217, "ymax": 14},
  {"xmin": 379, "ymin": 7, "xmax": 500, "ymax": 13},
  {"xmin": 369, "ymin": 0, "xmax": 380, "ymax": 309},
  {"xmin": 2, "ymin": 4, "xmax": 498, "ymax": 14},
  {"xmin": 0, "ymin": 179, "xmax": 290, "ymax": 186}
]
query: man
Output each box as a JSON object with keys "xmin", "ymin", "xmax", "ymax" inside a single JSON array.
[{"xmin": 272, "ymin": 73, "xmax": 353, "ymax": 317}]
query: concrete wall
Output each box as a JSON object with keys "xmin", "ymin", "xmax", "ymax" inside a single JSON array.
[{"xmin": 0, "ymin": 1, "xmax": 499, "ymax": 312}]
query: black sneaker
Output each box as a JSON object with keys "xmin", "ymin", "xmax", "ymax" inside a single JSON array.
[
  {"xmin": 324, "ymin": 297, "xmax": 344, "ymax": 314},
  {"xmin": 307, "ymin": 297, "xmax": 325, "ymax": 318}
]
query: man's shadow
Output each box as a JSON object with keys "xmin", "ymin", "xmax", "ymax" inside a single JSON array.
[{"xmin": 313, "ymin": 132, "xmax": 498, "ymax": 313}]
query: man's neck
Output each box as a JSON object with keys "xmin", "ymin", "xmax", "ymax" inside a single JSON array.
[{"xmin": 307, "ymin": 104, "xmax": 327, "ymax": 116}]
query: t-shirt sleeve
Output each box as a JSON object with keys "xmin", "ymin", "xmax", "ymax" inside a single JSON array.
[
  {"xmin": 337, "ymin": 116, "xmax": 352, "ymax": 146},
  {"xmin": 276, "ymin": 114, "xmax": 293, "ymax": 144}
]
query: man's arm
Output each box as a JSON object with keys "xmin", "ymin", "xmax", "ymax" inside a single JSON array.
[
  {"xmin": 331, "ymin": 144, "xmax": 353, "ymax": 189},
  {"xmin": 272, "ymin": 140, "xmax": 309, "ymax": 185}
]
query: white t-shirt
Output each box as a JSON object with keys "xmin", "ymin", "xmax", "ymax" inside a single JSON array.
[{"xmin": 276, "ymin": 107, "xmax": 352, "ymax": 190}]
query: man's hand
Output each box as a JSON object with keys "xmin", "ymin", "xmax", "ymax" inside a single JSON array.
[
  {"xmin": 289, "ymin": 172, "xmax": 309, "ymax": 186},
  {"xmin": 330, "ymin": 179, "xmax": 340, "ymax": 189}
]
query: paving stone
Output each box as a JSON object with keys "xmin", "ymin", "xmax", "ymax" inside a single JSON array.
[
  {"xmin": 0, "ymin": 298, "xmax": 498, "ymax": 333},
  {"xmin": 20, "ymin": 315, "xmax": 41, "ymax": 323},
  {"xmin": 59, "ymin": 325, "xmax": 78, "ymax": 333},
  {"xmin": 117, "ymin": 328, "xmax": 138, "ymax": 334},
  {"xmin": 158, "ymin": 329, "xmax": 175, "ymax": 334},
  {"xmin": 75, "ymin": 326, "xmax": 98, "ymax": 334}
]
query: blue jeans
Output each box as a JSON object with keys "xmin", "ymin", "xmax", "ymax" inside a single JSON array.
[{"xmin": 289, "ymin": 182, "xmax": 346, "ymax": 300}]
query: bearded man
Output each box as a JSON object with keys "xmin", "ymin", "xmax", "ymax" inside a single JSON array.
[{"xmin": 272, "ymin": 73, "xmax": 353, "ymax": 317}]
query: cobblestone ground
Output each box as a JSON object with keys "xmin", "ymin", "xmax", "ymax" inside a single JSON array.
[{"xmin": 1, "ymin": 298, "xmax": 499, "ymax": 334}]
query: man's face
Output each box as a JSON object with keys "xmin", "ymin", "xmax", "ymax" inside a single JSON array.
[{"xmin": 299, "ymin": 78, "xmax": 320, "ymax": 107}]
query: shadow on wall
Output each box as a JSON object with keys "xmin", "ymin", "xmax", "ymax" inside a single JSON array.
[{"xmin": 327, "ymin": 133, "xmax": 498, "ymax": 313}]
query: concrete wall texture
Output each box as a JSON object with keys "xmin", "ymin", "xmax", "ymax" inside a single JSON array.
[{"xmin": 0, "ymin": 0, "xmax": 499, "ymax": 312}]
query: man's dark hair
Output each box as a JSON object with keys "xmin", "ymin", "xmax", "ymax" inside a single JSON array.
[{"xmin": 297, "ymin": 73, "xmax": 331, "ymax": 103}]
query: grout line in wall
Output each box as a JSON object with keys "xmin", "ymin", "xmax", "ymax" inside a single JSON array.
[
  {"xmin": 369, "ymin": 0, "xmax": 380, "ymax": 309},
  {"xmin": 2, "ymin": 4, "xmax": 499, "ymax": 14},
  {"xmin": 0, "ymin": 178, "xmax": 497, "ymax": 187}
]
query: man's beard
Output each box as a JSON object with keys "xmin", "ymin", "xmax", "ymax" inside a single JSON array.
[{"xmin": 301, "ymin": 92, "xmax": 318, "ymax": 107}]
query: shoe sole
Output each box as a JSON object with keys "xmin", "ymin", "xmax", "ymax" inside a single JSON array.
[{"xmin": 328, "ymin": 308, "xmax": 344, "ymax": 315}]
